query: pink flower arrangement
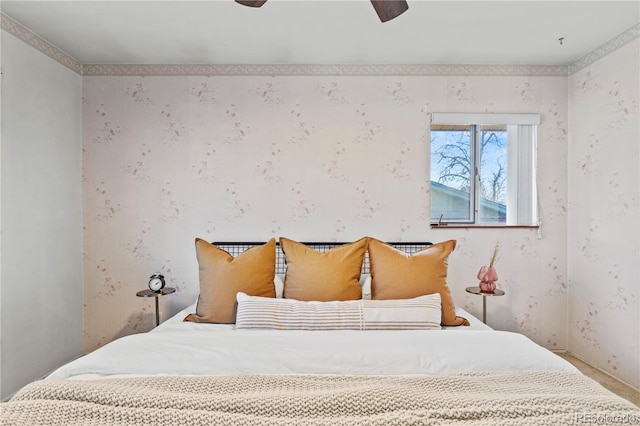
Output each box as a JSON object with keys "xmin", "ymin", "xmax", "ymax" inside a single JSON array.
[{"xmin": 477, "ymin": 242, "xmax": 500, "ymax": 293}]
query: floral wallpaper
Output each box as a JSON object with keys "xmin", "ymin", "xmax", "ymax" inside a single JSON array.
[
  {"xmin": 568, "ymin": 39, "xmax": 640, "ymax": 388},
  {"xmin": 82, "ymin": 73, "xmax": 570, "ymax": 357}
]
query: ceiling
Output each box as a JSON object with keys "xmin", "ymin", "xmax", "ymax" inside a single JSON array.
[{"xmin": 1, "ymin": 0, "xmax": 639, "ymax": 66}]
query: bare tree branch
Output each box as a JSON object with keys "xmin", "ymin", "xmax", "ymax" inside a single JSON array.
[{"xmin": 433, "ymin": 129, "xmax": 507, "ymax": 202}]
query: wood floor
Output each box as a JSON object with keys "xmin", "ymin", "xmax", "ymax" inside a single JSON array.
[{"xmin": 555, "ymin": 351, "xmax": 639, "ymax": 407}]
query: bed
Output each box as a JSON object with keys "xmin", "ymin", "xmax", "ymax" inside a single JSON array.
[{"xmin": 2, "ymin": 239, "xmax": 638, "ymax": 425}]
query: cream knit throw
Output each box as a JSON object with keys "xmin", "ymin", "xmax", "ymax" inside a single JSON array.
[{"xmin": 2, "ymin": 372, "xmax": 638, "ymax": 425}]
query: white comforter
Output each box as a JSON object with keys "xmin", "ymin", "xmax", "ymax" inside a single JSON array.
[{"xmin": 49, "ymin": 306, "xmax": 576, "ymax": 379}]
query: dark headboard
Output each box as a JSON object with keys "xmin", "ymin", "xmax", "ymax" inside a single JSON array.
[{"xmin": 212, "ymin": 241, "xmax": 432, "ymax": 275}]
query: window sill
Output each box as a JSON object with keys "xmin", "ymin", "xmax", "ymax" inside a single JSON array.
[{"xmin": 430, "ymin": 224, "xmax": 539, "ymax": 229}]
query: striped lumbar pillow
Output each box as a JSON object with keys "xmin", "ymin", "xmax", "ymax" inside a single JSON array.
[{"xmin": 235, "ymin": 292, "xmax": 441, "ymax": 330}]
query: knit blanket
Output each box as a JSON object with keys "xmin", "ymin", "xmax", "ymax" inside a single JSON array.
[{"xmin": 2, "ymin": 372, "xmax": 638, "ymax": 425}]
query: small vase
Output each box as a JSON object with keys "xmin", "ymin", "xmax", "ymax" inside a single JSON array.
[{"xmin": 477, "ymin": 266, "xmax": 498, "ymax": 293}]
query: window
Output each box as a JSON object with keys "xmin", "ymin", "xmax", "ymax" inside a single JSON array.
[{"xmin": 430, "ymin": 113, "xmax": 539, "ymax": 226}]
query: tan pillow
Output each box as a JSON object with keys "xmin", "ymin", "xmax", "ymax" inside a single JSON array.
[
  {"xmin": 280, "ymin": 237, "xmax": 368, "ymax": 301},
  {"xmin": 184, "ymin": 238, "xmax": 276, "ymax": 324},
  {"xmin": 368, "ymin": 238, "xmax": 469, "ymax": 327}
]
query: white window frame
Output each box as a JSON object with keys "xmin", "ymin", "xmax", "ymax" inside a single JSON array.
[{"xmin": 430, "ymin": 113, "xmax": 540, "ymax": 226}]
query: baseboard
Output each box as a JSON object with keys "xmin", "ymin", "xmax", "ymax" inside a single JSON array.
[{"xmin": 554, "ymin": 349, "xmax": 640, "ymax": 393}]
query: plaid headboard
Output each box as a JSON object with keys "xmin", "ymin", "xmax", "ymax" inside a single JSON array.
[{"xmin": 212, "ymin": 241, "xmax": 433, "ymax": 275}]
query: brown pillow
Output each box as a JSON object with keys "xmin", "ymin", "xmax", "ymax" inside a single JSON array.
[
  {"xmin": 280, "ymin": 237, "xmax": 368, "ymax": 301},
  {"xmin": 368, "ymin": 238, "xmax": 469, "ymax": 326},
  {"xmin": 184, "ymin": 238, "xmax": 276, "ymax": 324}
]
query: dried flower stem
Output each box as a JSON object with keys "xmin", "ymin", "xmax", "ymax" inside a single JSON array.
[{"xmin": 488, "ymin": 242, "xmax": 500, "ymax": 268}]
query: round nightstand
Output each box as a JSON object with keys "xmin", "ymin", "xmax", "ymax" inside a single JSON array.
[
  {"xmin": 465, "ymin": 286, "xmax": 505, "ymax": 324},
  {"xmin": 136, "ymin": 287, "xmax": 176, "ymax": 326}
]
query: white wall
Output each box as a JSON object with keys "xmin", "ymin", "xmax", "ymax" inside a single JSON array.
[
  {"xmin": 0, "ymin": 30, "xmax": 83, "ymax": 400},
  {"xmin": 567, "ymin": 39, "xmax": 640, "ymax": 389}
]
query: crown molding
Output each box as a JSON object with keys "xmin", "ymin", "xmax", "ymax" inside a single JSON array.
[
  {"xmin": 82, "ymin": 63, "xmax": 567, "ymax": 77},
  {"xmin": 568, "ymin": 23, "xmax": 640, "ymax": 75},
  {"xmin": 2, "ymin": 11, "xmax": 637, "ymax": 78},
  {"xmin": 0, "ymin": 11, "xmax": 566, "ymax": 77},
  {"xmin": 1, "ymin": 12, "xmax": 82, "ymax": 75}
]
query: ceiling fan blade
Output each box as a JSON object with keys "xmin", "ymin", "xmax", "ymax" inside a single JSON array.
[
  {"xmin": 235, "ymin": 0, "xmax": 268, "ymax": 7},
  {"xmin": 370, "ymin": 0, "xmax": 409, "ymax": 22}
]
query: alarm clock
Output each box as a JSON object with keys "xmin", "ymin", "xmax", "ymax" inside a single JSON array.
[{"xmin": 148, "ymin": 274, "xmax": 165, "ymax": 292}]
